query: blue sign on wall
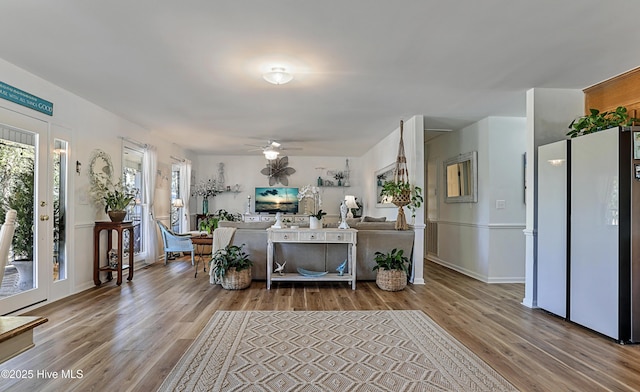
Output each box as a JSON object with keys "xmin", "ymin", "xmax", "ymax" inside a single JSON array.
[{"xmin": 0, "ymin": 81, "xmax": 53, "ymax": 116}]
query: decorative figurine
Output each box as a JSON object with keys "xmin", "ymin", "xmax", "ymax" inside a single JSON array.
[
  {"xmin": 338, "ymin": 201, "xmax": 350, "ymax": 229},
  {"xmin": 272, "ymin": 212, "xmax": 283, "ymax": 228},
  {"xmin": 245, "ymin": 195, "xmax": 251, "ymax": 215},
  {"xmin": 274, "ymin": 261, "xmax": 286, "ymax": 275},
  {"xmin": 336, "ymin": 259, "xmax": 347, "ymax": 276}
]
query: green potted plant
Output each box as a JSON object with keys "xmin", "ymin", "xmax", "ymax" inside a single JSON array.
[
  {"xmin": 199, "ymin": 216, "xmax": 219, "ymax": 233},
  {"xmin": 210, "ymin": 243, "xmax": 253, "ymax": 289},
  {"xmin": 379, "ymin": 181, "xmax": 423, "ymax": 229},
  {"xmin": 103, "ymin": 181, "xmax": 136, "ymax": 222},
  {"xmin": 567, "ymin": 106, "xmax": 638, "ymax": 138},
  {"xmin": 199, "ymin": 209, "xmax": 241, "ymax": 233},
  {"xmin": 373, "ymin": 248, "xmax": 409, "ymax": 291},
  {"xmin": 310, "ymin": 209, "xmax": 327, "ymax": 229}
]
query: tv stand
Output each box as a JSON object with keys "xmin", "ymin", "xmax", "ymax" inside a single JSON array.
[{"xmin": 243, "ymin": 213, "xmax": 309, "ymax": 224}]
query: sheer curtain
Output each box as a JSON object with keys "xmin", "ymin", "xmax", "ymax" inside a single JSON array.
[
  {"xmin": 178, "ymin": 160, "xmax": 192, "ymax": 232},
  {"xmin": 143, "ymin": 146, "xmax": 158, "ymax": 263}
]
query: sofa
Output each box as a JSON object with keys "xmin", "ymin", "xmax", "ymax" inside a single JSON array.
[{"xmin": 217, "ymin": 218, "xmax": 415, "ymax": 281}]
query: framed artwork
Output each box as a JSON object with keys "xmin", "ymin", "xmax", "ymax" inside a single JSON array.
[{"xmin": 634, "ymin": 132, "xmax": 640, "ymax": 159}]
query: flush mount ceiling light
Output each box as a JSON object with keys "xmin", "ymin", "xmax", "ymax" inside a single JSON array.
[
  {"xmin": 263, "ymin": 146, "xmax": 280, "ymax": 160},
  {"xmin": 263, "ymin": 67, "xmax": 293, "ymax": 85}
]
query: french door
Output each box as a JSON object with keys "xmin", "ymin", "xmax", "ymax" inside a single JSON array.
[{"xmin": 0, "ymin": 107, "xmax": 56, "ymax": 315}]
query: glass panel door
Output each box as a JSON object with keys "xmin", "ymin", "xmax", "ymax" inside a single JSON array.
[{"xmin": 0, "ymin": 109, "xmax": 49, "ymax": 315}]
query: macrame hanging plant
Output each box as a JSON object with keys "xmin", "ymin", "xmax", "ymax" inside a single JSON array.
[
  {"xmin": 379, "ymin": 120, "xmax": 423, "ymax": 230},
  {"xmin": 392, "ymin": 120, "xmax": 411, "ymax": 230}
]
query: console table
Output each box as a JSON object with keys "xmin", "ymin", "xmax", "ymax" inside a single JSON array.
[
  {"xmin": 93, "ymin": 221, "xmax": 134, "ymax": 286},
  {"xmin": 266, "ymin": 228, "xmax": 357, "ymax": 290}
]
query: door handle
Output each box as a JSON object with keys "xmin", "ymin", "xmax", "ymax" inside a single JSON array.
[{"xmin": 40, "ymin": 215, "xmax": 50, "ymax": 221}]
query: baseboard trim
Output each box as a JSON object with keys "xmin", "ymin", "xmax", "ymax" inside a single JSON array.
[{"xmin": 427, "ymin": 255, "xmax": 524, "ymax": 284}]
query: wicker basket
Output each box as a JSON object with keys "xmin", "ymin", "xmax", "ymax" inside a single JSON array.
[
  {"xmin": 376, "ymin": 269, "xmax": 407, "ymax": 291},
  {"xmin": 221, "ymin": 267, "xmax": 252, "ymax": 290},
  {"xmin": 392, "ymin": 189, "xmax": 411, "ymax": 207}
]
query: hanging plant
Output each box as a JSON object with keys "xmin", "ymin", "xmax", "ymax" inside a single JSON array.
[
  {"xmin": 386, "ymin": 120, "xmax": 422, "ymax": 230},
  {"xmin": 260, "ymin": 156, "xmax": 296, "ymax": 185}
]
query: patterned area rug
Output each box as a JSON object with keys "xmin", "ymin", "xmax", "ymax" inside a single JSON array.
[{"xmin": 159, "ymin": 310, "xmax": 517, "ymax": 391}]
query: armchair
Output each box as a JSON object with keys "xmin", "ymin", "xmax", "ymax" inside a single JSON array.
[
  {"xmin": 157, "ymin": 221, "xmax": 195, "ymax": 266},
  {"xmin": 0, "ymin": 210, "xmax": 17, "ymax": 285}
]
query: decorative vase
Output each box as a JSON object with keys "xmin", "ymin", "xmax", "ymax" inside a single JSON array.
[
  {"xmin": 203, "ymin": 199, "xmax": 209, "ymax": 214},
  {"xmin": 108, "ymin": 210, "xmax": 127, "ymax": 222},
  {"xmin": 338, "ymin": 179, "xmax": 342, "ymax": 186},
  {"xmin": 317, "ymin": 176, "xmax": 323, "ymax": 186},
  {"xmin": 309, "ymin": 216, "xmax": 322, "ymax": 229}
]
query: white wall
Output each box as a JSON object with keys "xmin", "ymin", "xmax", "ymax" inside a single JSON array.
[
  {"xmin": 359, "ymin": 115, "xmax": 425, "ymax": 284},
  {"xmin": 0, "ymin": 57, "xmax": 193, "ymax": 299},
  {"xmin": 192, "ymin": 155, "xmax": 362, "ymax": 220},
  {"xmin": 426, "ymin": 116, "xmax": 526, "ymax": 283},
  {"xmin": 522, "ymin": 88, "xmax": 583, "ymax": 307}
]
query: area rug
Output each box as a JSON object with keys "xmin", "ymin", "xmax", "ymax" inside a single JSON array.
[{"xmin": 159, "ymin": 310, "xmax": 517, "ymax": 392}]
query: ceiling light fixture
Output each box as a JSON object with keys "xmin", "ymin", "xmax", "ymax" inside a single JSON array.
[
  {"xmin": 263, "ymin": 147, "xmax": 280, "ymax": 160},
  {"xmin": 263, "ymin": 67, "xmax": 293, "ymax": 85}
]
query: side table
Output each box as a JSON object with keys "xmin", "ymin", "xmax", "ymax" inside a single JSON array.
[
  {"xmin": 93, "ymin": 221, "xmax": 135, "ymax": 286},
  {"xmin": 191, "ymin": 234, "xmax": 212, "ymax": 278}
]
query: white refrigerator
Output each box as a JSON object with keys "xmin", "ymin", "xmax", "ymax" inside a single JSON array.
[
  {"xmin": 537, "ymin": 140, "xmax": 569, "ymax": 318},
  {"xmin": 569, "ymin": 126, "xmax": 640, "ymax": 342}
]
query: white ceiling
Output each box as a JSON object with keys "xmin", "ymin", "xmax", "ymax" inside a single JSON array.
[{"xmin": 1, "ymin": 1, "xmax": 639, "ymax": 157}]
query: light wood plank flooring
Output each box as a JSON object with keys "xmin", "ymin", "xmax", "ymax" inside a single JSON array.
[{"xmin": 1, "ymin": 258, "xmax": 639, "ymax": 391}]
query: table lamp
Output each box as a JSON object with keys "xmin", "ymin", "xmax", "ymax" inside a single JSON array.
[{"xmin": 345, "ymin": 195, "xmax": 358, "ymax": 219}]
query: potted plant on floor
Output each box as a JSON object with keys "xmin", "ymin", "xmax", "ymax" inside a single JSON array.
[
  {"xmin": 210, "ymin": 243, "xmax": 253, "ymax": 289},
  {"xmin": 373, "ymin": 248, "xmax": 409, "ymax": 291}
]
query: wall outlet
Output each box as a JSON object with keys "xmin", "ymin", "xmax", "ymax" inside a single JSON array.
[{"xmin": 496, "ymin": 200, "xmax": 506, "ymax": 209}]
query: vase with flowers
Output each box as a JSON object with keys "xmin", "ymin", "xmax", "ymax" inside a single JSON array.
[
  {"xmin": 192, "ymin": 179, "xmax": 219, "ymax": 214},
  {"xmin": 298, "ymin": 185, "xmax": 324, "ymax": 227}
]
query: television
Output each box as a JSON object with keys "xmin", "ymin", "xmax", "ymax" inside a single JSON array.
[{"xmin": 254, "ymin": 187, "xmax": 299, "ymax": 214}]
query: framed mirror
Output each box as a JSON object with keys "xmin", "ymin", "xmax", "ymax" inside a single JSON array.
[
  {"xmin": 443, "ymin": 151, "xmax": 477, "ymax": 203},
  {"xmin": 89, "ymin": 149, "xmax": 114, "ymax": 188},
  {"xmin": 375, "ymin": 163, "xmax": 395, "ymax": 207}
]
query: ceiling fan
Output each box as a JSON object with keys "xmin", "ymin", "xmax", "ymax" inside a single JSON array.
[{"xmin": 246, "ymin": 140, "xmax": 302, "ymax": 160}]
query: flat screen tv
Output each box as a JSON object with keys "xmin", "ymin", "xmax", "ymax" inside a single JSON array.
[{"xmin": 255, "ymin": 187, "xmax": 299, "ymax": 214}]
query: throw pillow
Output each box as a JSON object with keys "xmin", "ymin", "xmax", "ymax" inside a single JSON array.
[{"xmin": 362, "ymin": 216, "xmax": 387, "ymax": 222}]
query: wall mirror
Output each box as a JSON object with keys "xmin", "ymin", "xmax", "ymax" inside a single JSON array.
[
  {"xmin": 375, "ymin": 163, "xmax": 395, "ymax": 207},
  {"xmin": 443, "ymin": 151, "xmax": 477, "ymax": 203}
]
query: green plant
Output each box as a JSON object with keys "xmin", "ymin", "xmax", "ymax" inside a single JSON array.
[
  {"xmin": 209, "ymin": 244, "xmax": 253, "ymax": 281},
  {"xmin": 8, "ymin": 164, "xmax": 35, "ymax": 261},
  {"xmin": 311, "ymin": 209, "xmax": 327, "ymax": 220},
  {"xmin": 103, "ymin": 181, "xmax": 136, "ymax": 213},
  {"xmin": 372, "ymin": 248, "xmax": 409, "ymax": 274},
  {"xmin": 199, "ymin": 209, "xmax": 241, "ymax": 233},
  {"xmin": 567, "ymin": 106, "xmax": 638, "ymax": 138},
  {"xmin": 214, "ymin": 209, "xmax": 241, "ymax": 222},
  {"xmin": 379, "ymin": 181, "xmax": 423, "ymax": 218},
  {"xmin": 199, "ymin": 216, "xmax": 219, "ymax": 233}
]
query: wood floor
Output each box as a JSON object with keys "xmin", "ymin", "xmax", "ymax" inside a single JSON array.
[{"xmin": 1, "ymin": 258, "xmax": 640, "ymax": 391}]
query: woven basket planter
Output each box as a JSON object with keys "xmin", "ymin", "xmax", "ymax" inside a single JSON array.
[
  {"xmin": 376, "ymin": 269, "xmax": 407, "ymax": 291},
  {"xmin": 392, "ymin": 189, "xmax": 411, "ymax": 207},
  {"xmin": 221, "ymin": 267, "xmax": 252, "ymax": 290}
]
